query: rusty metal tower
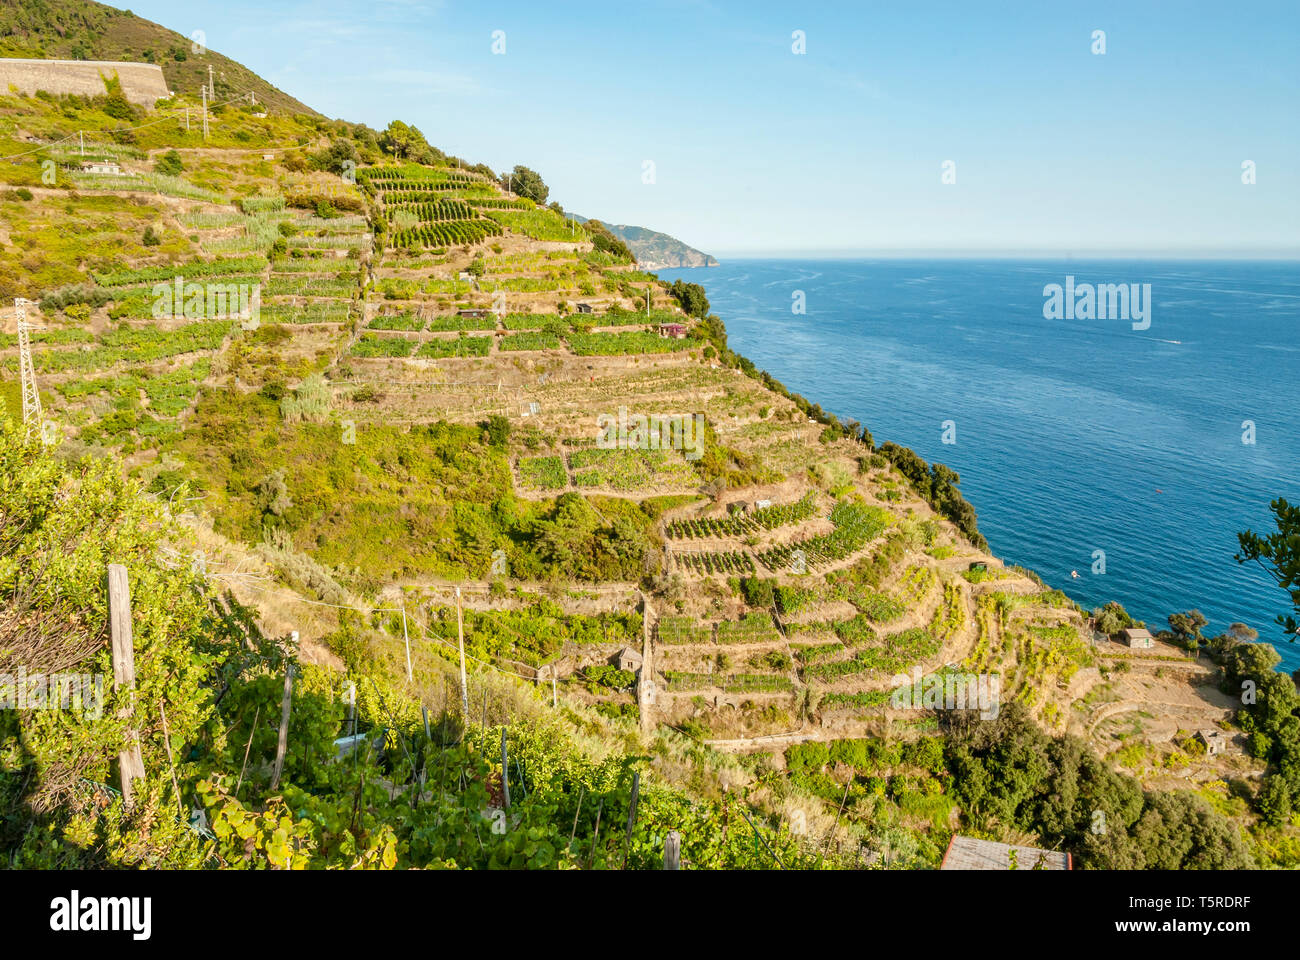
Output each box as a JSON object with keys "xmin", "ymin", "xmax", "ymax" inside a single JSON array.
[{"xmin": 15, "ymin": 297, "xmax": 43, "ymax": 440}]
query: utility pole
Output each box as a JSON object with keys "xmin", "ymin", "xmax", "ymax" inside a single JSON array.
[
  {"xmin": 208, "ymin": 65, "xmax": 215, "ymax": 100},
  {"xmin": 79, "ymin": 131, "xmax": 84, "ymax": 156},
  {"xmin": 184, "ymin": 108, "xmax": 190, "ymax": 132},
  {"xmin": 455, "ymin": 587, "xmax": 469, "ymax": 727},
  {"xmin": 201, "ymin": 84, "xmax": 209, "ymax": 141},
  {"xmin": 15, "ymin": 298, "xmax": 43, "ymax": 441}
]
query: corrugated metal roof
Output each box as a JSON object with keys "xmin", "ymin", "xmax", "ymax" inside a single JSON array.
[{"xmin": 940, "ymin": 835, "xmax": 1070, "ymax": 870}]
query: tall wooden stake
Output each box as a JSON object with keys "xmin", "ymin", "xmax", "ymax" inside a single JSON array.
[
  {"xmin": 621, "ymin": 772, "xmax": 640, "ymax": 869},
  {"xmin": 586, "ymin": 799, "xmax": 604, "ymax": 870},
  {"xmin": 664, "ymin": 830, "xmax": 681, "ymax": 870},
  {"xmin": 270, "ymin": 658, "xmax": 295, "ymax": 791},
  {"xmin": 455, "ymin": 587, "xmax": 469, "ymax": 726},
  {"xmin": 159, "ymin": 701, "xmax": 184, "ymax": 816},
  {"xmin": 107, "ymin": 564, "xmax": 145, "ymax": 806},
  {"xmin": 500, "ymin": 727, "xmax": 511, "ymax": 810},
  {"xmin": 235, "ymin": 705, "xmax": 260, "ymax": 798}
]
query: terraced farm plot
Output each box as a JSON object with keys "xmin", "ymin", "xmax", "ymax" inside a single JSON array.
[
  {"xmin": 794, "ymin": 641, "xmax": 847, "ymax": 664},
  {"xmin": 930, "ymin": 581, "xmax": 968, "ymax": 642},
  {"xmin": 288, "ymin": 234, "xmax": 371, "ymax": 251},
  {"xmin": 483, "ymin": 208, "xmax": 586, "ymax": 242},
  {"xmin": 416, "ymin": 336, "xmax": 493, "ymax": 358},
  {"xmin": 818, "ymin": 690, "xmax": 891, "ymax": 711},
  {"xmin": 487, "ymin": 277, "xmax": 568, "ymax": 293},
  {"xmin": 425, "ymin": 602, "xmax": 641, "ymax": 668},
  {"xmin": 894, "ymin": 564, "xmax": 938, "ymax": 607},
  {"xmin": 837, "ymin": 586, "xmax": 906, "ymax": 622},
  {"xmin": 722, "ymin": 674, "xmax": 793, "ymax": 693},
  {"xmin": 261, "ymin": 302, "xmax": 351, "ymax": 323},
  {"xmin": 502, "ymin": 313, "xmax": 565, "ymax": 330},
  {"xmin": 716, "ymin": 612, "xmax": 781, "ymax": 645},
  {"xmin": 270, "ymin": 257, "xmax": 359, "ymax": 274},
  {"xmin": 264, "ymin": 276, "xmax": 356, "ymax": 298},
  {"xmin": 372, "ymin": 277, "xmax": 471, "ymax": 299},
  {"xmin": 601, "ymin": 308, "xmax": 685, "ymax": 327},
  {"xmin": 665, "ymin": 672, "xmax": 713, "ymax": 692},
  {"xmin": 500, "ymin": 331, "xmax": 562, "ymax": 351},
  {"xmin": 964, "ymin": 595, "xmax": 1002, "ymax": 673},
  {"xmin": 92, "ymin": 256, "xmax": 269, "ymax": 288},
  {"xmin": 666, "ymin": 492, "xmax": 820, "ymax": 539},
  {"xmin": 755, "ymin": 500, "xmax": 893, "ymax": 572},
  {"xmin": 801, "ymin": 627, "xmax": 941, "ymax": 683},
  {"xmin": 516, "ymin": 455, "xmax": 568, "ymax": 491},
  {"xmin": 657, "ymin": 615, "xmax": 714, "ymax": 645},
  {"xmin": 788, "ymin": 613, "xmax": 877, "ymax": 646},
  {"xmin": 426, "ymin": 314, "xmax": 497, "ymax": 332},
  {"xmin": 567, "ymin": 331, "xmax": 692, "ymax": 356},
  {"xmin": 390, "ymin": 218, "xmax": 503, "ymax": 249},
  {"xmin": 70, "ymin": 170, "xmax": 223, "ymax": 201},
  {"xmin": 179, "ymin": 211, "xmax": 245, "ymax": 230},
  {"xmin": 369, "ymin": 313, "xmax": 426, "ymax": 331},
  {"xmin": 567, "ymin": 446, "xmax": 698, "ymax": 491},
  {"xmin": 14, "ymin": 320, "xmax": 233, "ymax": 376},
  {"xmin": 385, "ymin": 198, "xmax": 476, "ymax": 223},
  {"xmin": 674, "ymin": 549, "xmax": 755, "ymax": 576},
  {"xmin": 351, "ymin": 334, "xmax": 415, "ymax": 358}
]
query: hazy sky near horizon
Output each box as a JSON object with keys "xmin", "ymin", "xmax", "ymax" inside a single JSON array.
[{"xmin": 126, "ymin": 1, "xmax": 1298, "ymax": 256}]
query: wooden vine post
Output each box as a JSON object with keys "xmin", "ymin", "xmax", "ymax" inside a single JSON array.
[
  {"xmin": 500, "ymin": 726, "xmax": 511, "ymax": 809},
  {"xmin": 455, "ymin": 587, "xmax": 469, "ymax": 727},
  {"xmin": 664, "ymin": 830, "xmax": 681, "ymax": 870},
  {"xmin": 621, "ymin": 772, "xmax": 640, "ymax": 869},
  {"xmin": 107, "ymin": 564, "xmax": 145, "ymax": 806},
  {"xmin": 270, "ymin": 632, "xmax": 297, "ymax": 791}
]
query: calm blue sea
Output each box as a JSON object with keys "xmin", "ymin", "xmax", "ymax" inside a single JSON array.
[{"xmin": 657, "ymin": 259, "xmax": 1300, "ymax": 674}]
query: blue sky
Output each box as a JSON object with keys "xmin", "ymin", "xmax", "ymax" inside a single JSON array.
[{"xmin": 125, "ymin": 1, "xmax": 1299, "ymax": 257}]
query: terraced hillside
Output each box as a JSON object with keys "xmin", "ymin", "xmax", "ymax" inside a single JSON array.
[
  {"xmin": 1, "ymin": 33, "xmax": 1291, "ymax": 872},
  {"xmin": 0, "ymin": 110, "xmax": 1239, "ymax": 765}
]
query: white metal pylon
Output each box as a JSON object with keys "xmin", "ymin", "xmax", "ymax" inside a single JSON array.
[{"xmin": 15, "ymin": 297, "xmax": 43, "ymax": 440}]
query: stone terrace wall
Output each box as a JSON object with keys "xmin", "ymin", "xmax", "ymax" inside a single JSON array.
[{"xmin": 0, "ymin": 59, "xmax": 170, "ymax": 107}]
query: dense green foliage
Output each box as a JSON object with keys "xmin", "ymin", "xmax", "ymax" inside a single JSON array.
[
  {"xmin": 1237, "ymin": 497, "xmax": 1300, "ymax": 637},
  {"xmin": 162, "ymin": 390, "xmax": 658, "ymax": 584},
  {"xmin": 877, "ymin": 443, "xmax": 985, "ymax": 548},
  {"xmin": 0, "ymin": 417, "xmax": 840, "ymax": 870},
  {"xmin": 506, "ymin": 165, "xmax": 549, "ymax": 206},
  {"xmin": 669, "ymin": 279, "xmax": 710, "ymax": 318},
  {"xmin": 944, "ymin": 706, "xmax": 1255, "ymax": 869}
]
